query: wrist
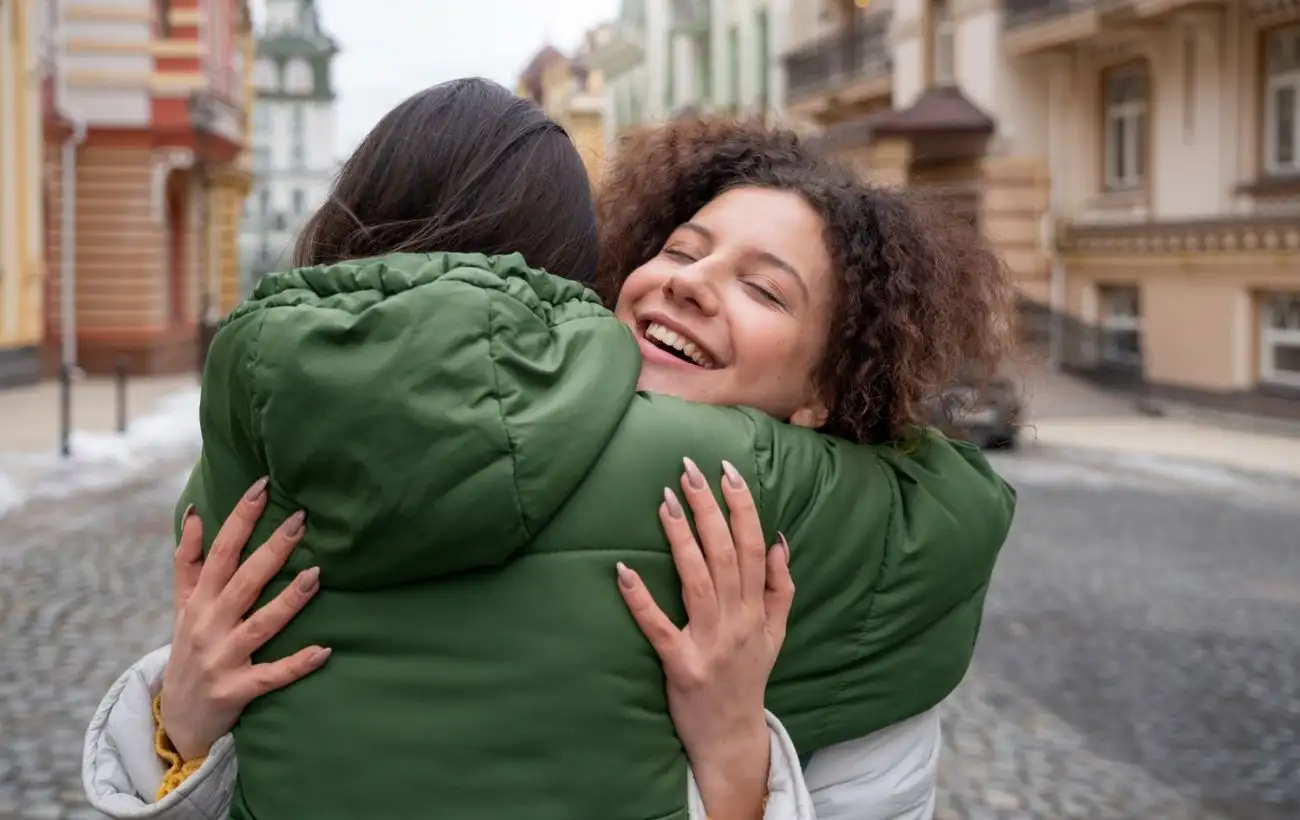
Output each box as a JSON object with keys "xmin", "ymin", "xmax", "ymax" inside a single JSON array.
[{"xmin": 692, "ymin": 720, "xmax": 771, "ymax": 820}]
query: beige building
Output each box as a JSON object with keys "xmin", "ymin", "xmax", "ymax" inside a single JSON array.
[
  {"xmin": 517, "ymin": 32, "xmax": 609, "ymax": 187},
  {"xmin": 783, "ymin": 0, "xmax": 1300, "ymax": 412}
]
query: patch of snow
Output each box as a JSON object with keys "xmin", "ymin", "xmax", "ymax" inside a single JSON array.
[{"xmin": 0, "ymin": 389, "xmax": 201, "ymax": 519}]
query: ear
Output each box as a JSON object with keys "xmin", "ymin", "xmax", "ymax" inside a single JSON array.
[{"xmin": 788, "ymin": 398, "xmax": 829, "ymax": 430}]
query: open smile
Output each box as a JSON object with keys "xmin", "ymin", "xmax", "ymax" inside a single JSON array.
[{"xmin": 639, "ymin": 321, "xmax": 718, "ymax": 369}]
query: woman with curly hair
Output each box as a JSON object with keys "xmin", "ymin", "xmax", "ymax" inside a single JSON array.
[{"xmin": 80, "ymin": 79, "xmax": 1015, "ymax": 820}]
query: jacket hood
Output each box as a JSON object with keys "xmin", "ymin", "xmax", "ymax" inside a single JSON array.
[{"xmin": 197, "ymin": 252, "xmax": 640, "ymax": 587}]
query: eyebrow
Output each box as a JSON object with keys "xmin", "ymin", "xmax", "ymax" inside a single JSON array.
[{"xmin": 678, "ymin": 222, "xmax": 809, "ymax": 298}]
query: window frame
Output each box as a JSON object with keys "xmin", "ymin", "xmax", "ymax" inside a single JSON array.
[
  {"xmin": 1102, "ymin": 64, "xmax": 1149, "ymax": 192},
  {"xmin": 1260, "ymin": 292, "xmax": 1300, "ymax": 389},
  {"xmin": 1263, "ymin": 25, "xmax": 1300, "ymax": 176},
  {"xmin": 1097, "ymin": 284, "xmax": 1143, "ymax": 368}
]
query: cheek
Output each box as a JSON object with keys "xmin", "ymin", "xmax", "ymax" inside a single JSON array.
[{"xmin": 614, "ymin": 264, "xmax": 663, "ymax": 317}]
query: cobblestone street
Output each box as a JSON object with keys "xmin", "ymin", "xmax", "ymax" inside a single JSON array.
[{"xmin": 1, "ymin": 445, "xmax": 1297, "ymax": 819}]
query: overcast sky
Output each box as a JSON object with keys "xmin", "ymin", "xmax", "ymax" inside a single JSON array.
[{"xmin": 253, "ymin": 0, "xmax": 619, "ymax": 158}]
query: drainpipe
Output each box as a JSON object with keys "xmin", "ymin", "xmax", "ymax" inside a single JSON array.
[{"xmin": 52, "ymin": 0, "xmax": 86, "ymax": 457}]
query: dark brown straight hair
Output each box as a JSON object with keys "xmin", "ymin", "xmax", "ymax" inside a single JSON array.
[{"xmin": 293, "ymin": 77, "xmax": 599, "ymax": 285}]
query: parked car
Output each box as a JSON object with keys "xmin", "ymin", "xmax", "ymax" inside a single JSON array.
[{"xmin": 930, "ymin": 376, "xmax": 1022, "ymax": 450}]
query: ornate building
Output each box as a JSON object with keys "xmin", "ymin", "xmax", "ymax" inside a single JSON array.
[
  {"xmin": 782, "ymin": 0, "xmax": 1300, "ymax": 413},
  {"xmin": 241, "ymin": 0, "xmax": 339, "ymax": 291},
  {"xmin": 41, "ymin": 0, "xmax": 255, "ymax": 375}
]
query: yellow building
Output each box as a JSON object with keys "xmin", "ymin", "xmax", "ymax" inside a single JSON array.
[
  {"xmin": 0, "ymin": 0, "xmax": 46, "ymax": 387},
  {"xmin": 517, "ymin": 28, "xmax": 610, "ymax": 188}
]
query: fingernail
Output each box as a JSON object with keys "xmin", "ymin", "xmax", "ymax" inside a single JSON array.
[
  {"xmin": 311, "ymin": 647, "xmax": 332, "ymax": 666},
  {"xmin": 245, "ymin": 477, "xmax": 269, "ymax": 502},
  {"xmin": 778, "ymin": 532, "xmax": 791, "ymax": 564},
  {"xmin": 721, "ymin": 460, "xmax": 745, "ymax": 490},
  {"xmin": 662, "ymin": 487, "xmax": 684, "ymax": 519},
  {"xmin": 182, "ymin": 503, "xmax": 196, "ymax": 522},
  {"xmin": 297, "ymin": 566, "xmax": 320, "ymax": 593},
  {"xmin": 616, "ymin": 561, "xmax": 636, "ymax": 589},
  {"xmin": 682, "ymin": 457, "xmax": 705, "ymax": 490},
  {"xmin": 283, "ymin": 510, "xmax": 306, "ymax": 537}
]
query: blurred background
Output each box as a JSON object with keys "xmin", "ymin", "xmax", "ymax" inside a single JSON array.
[{"xmin": 1, "ymin": 1, "xmax": 1298, "ymax": 818}]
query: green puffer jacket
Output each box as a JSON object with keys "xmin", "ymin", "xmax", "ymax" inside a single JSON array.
[{"xmin": 177, "ymin": 252, "xmax": 1015, "ymax": 820}]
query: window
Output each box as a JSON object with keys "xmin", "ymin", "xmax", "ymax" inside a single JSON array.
[
  {"xmin": 695, "ymin": 33, "xmax": 712, "ymax": 105},
  {"xmin": 1103, "ymin": 65, "xmax": 1148, "ymax": 191},
  {"xmin": 1097, "ymin": 285, "xmax": 1142, "ymax": 368},
  {"xmin": 253, "ymin": 59, "xmax": 277, "ymax": 91},
  {"xmin": 665, "ymin": 32, "xmax": 678, "ymax": 111},
  {"xmin": 728, "ymin": 26, "xmax": 740, "ymax": 110},
  {"xmin": 258, "ymin": 188, "xmax": 270, "ymax": 217},
  {"xmin": 252, "ymin": 146, "xmax": 271, "ymax": 174},
  {"xmin": 1264, "ymin": 26, "xmax": 1300, "ymax": 175},
  {"xmin": 755, "ymin": 7, "xmax": 770, "ymax": 111},
  {"xmin": 291, "ymin": 105, "xmax": 305, "ymax": 169},
  {"xmin": 285, "ymin": 59, "xmax": 313, "ymax": 94},
  {"xmin": 253, "ymin": 105, "xmax": 271, "ymax": 137},
  {"xmin": 930, "ymin": 0, "xmax": 954, "ymax": 87},
  {"xmin": 292, "ymin": 188, "xmax": 305, "ymax": 216},
  {"xmin": 1260, "ymin": 293, "xmax": 1300, "ymax": 388}
]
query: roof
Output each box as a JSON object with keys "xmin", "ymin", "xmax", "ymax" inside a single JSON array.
[{"xmin": 869, "ymin": 86, "xmax": 997, "ymax": 137}]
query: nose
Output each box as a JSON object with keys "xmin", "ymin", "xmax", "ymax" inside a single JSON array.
[{"xmin": 661, "ymin": 262, "xmax": 720, "ymax": 316}]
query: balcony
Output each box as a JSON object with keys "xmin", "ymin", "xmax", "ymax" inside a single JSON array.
[
  {"xmin": 669, "ymin": 0, "xmax": 710, "ymax": 34},
  {"xmin": 1004, "ymin": 0, "xmax": 1228, "ymax": 56},
  {"xmin": 784, "ymin": 14, "xmax": 892, "ymax": 116},
  {"xmin": 1057, "ymin": 213, "xmax": 1300, "ymax": 256},
  {"xmin": 1003, "ymin": 0, "xmax": 1104, "ymax": 55}
]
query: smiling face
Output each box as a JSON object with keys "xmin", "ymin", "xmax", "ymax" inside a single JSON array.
[{"xmin": 613, "ymin": 186, "xmax": 836, "ymax": 428}]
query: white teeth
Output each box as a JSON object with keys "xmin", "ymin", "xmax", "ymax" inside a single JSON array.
[{"xmin": 644, "ymin": 322, "xmax": 716, "ymax": 369}]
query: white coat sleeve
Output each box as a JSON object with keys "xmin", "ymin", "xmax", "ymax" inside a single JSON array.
[
  {"xmin": 801, "ymin": 708, "xmax": 941, "ymax": 820},
  {"xmin": 688, "ymin": 707, "xmax": 941, "ymax": 819},
  {"xmin": 81, "ymin": 645, "xmax": 238, "ymax": 820}
]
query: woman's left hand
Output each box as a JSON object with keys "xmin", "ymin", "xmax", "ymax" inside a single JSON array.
[{"xmin": 617, "ymin": 457, "xmax": 794, "ymax": 820}]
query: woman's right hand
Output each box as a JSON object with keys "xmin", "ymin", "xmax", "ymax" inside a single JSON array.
[{"xmin": 161, "ymin": 478, "xmax": 331, "ymax": 761}]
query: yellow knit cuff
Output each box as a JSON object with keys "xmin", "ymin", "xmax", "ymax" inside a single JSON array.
[{"xmin": 152, "ymin": 692, "xmax": 206, "ymax": 801}]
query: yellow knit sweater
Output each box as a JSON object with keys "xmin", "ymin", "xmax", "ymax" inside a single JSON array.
[{"xmin": 151, "ymin": 693, "xmax": 205, "ymax": 800}]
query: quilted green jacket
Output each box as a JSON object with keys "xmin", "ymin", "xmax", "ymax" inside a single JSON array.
[{"xmin": 177, "ymin": 252, "xmax": 1015, "ymax": 820}]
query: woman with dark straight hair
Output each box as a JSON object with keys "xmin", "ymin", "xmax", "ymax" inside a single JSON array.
[{"xmin": 81, "ymin": 79, "xmax": 1015, "ymax": 820}]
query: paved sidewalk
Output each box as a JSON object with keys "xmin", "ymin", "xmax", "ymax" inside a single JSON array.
[
  {"xmin": 0, "ymin": 374, "xmax": 196, "ymax": 456},
  {"xmin": 1026, "ymin": 416, "xmax": 1300, "ymax": 480}
]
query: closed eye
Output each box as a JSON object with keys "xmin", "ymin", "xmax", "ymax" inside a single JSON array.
[
  {"xmin": 745, "ymin": 281, "xmax": 785, "ymax": 307},
  {"xmin": 663, "ymin": 249, "xmax": 696, "ymax": 263}
]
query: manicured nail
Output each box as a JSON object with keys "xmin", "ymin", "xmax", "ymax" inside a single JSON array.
[
  {"xmin": 616, "ymin": 561, "xmax": 636, "ymax": 589},
  {"xmin": 283, "ymin": 510, "xmax": 306, "ymax": 537},
  {"xmin": 721, "ymin": 460, "xmax": 744, "ymax": 490},
  {"xmin": 297, "ymin": 566, "xmax": 320, "ymax": 593},
  {"xmin": 181, "ymin": 504, "xmax": 196, "ymax": 523},
  {"xmin": 662, "ymin": 487, "xmax": 684, "ymax": 519},
  {"xmin": 311, "ymin": 646, "xmax": 332, "ymax": 666},
  {"xmin": 245, "ymin": 477, "xmax": 269, "ymax": 502},
  {"xmin": 682, "ymin": 457, "xmax": 705, "ymax": 490},
  {"xmin": 778, "ymin": 532, "xmax": 790, "ymax": 564}
]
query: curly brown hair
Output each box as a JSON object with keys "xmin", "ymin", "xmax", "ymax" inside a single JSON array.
[{"xmin": 596, "ymin": 117, "xmax": 1017, "ymax": 445}]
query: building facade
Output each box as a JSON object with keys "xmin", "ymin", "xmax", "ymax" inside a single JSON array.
[
  {"xmin": 781, "ymin": 0, "xmax": 1300, "ymax": 411},
  {"xmin": 41, "ymin": 0, "xmax": 254, "ymax": 376},
  {"xmin": 0, "ymin": 0, "xmax": 47, "ymax": 387},
  {"xmin": 590, "ymin": 0, "xmax": 784, "ymax": 139},
  {"xmin": 241, "ymin": 0, "xmax": 338, "ymax": 292}
]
